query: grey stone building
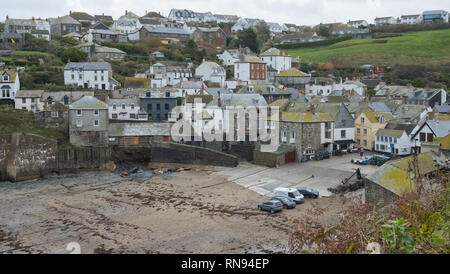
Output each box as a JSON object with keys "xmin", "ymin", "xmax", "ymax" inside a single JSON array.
[
  {"xmin": 139, "ymin": 95, "xmax": 177, "ymax": 121},
  {"xmin": 69, "ymin": 95, "xmax": 109, "ymax": 147},
  {"xmin": 35, "ymin": 102, "xmax": 69, "ymax": 131},
  {"xmin": 49, "ymin": 15, "xmax": 82, "ymax": 36}
]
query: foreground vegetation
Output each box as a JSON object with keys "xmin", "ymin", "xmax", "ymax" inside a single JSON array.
[{"xmin": 290, "ymin": 160, "xmax": 449, "ymax": 254}]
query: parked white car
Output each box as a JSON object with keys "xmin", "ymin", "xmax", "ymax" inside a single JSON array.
[{"xmin": 273, "ymin": 187, "xmax": 304, "ymax": 204}]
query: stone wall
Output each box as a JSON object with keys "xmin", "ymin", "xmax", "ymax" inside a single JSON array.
[
  {"xmin": 229, "ymin": 143, "xmax": 255, "ymax": 161},
  {"xmin": 0, "ymin": 133, "xmax": 113, "ymax": 182},
  {"xmin": 253, "ymin": 150, "xmax": 286, "ymax": 167},
  {"xmin": 364, "ymin": 179, "xmax": 398, "ymax": 205},
  {"xmin": 151, "ymin": 143, "xmax": 238, "ymax": 167}
]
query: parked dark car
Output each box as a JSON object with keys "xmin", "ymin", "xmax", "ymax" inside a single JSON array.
[
  {"xmin": 271, "ymin": 196, "xmax": 296, "ymax": 209},
  {"xmin": 295, "ymin": 187, "xmax": 319, "ymax": 198},
  {"xmin": 258, "ymin": 200, "xmax": 283, "ymax": 213}
]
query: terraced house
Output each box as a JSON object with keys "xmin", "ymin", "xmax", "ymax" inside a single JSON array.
[
  {"xmin": 49, "ymin": 15, "xmax": 81, "ymax": 36},
  {"xmin": 4, "ymin": 17, "xmax": 51, "ymax": 40},
  {"xmin": 136, "ymin": 25, "xmax": 191, "ymax": 44},
  {"xmin": 355, "ymin": 111, "xmax": 394, "ymax": 151},
  {"xmin": 64, "ymin": 62, "xmax": 118, "ymax": 90},
  {"xmin": 69, "ymin": 95, "xmax": 109, "ymax": 147},
  {"xmin": 0, "ymin": 69, "xmax": 20, "ymax": 106},
  {"xmin": 271, "ymin": 106, "xmax": 335, "ymax": 162}
]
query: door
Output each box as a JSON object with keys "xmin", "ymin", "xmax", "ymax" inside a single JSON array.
[
  {"xmin": 285, "ymin": 151, "xmax": 296, "ymax": 163},
  {"xmin": 132, "ymin": 136, "xmax": 139, "ymax": 145}
]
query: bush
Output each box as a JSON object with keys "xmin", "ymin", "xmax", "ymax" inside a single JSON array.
[{"xmin": 275, "ymin": 35, "xmax": 352, "ymax": 50}]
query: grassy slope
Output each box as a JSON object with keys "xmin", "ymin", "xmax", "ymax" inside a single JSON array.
[
  {"xmin": 287, "ymin": 29, "xmax": 450, "ymax": 65},
  {"xmin": 0, "ymin": 107, "xmax": 68, "ymax": 143}
]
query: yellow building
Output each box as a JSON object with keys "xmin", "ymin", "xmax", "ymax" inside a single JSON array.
[{"xmin": 355, "ymin": 111, "xmax": 393, "ymax": 151}]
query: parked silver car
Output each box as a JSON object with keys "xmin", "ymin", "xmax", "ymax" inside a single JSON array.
[{"xmin": 258, "ymin": 200, "xmax": 283, "ymax": 213}]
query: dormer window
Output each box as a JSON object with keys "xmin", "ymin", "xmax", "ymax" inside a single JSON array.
[{"xmin": 3, "ymin": 75, "xmax": 9, "ymax": 82}]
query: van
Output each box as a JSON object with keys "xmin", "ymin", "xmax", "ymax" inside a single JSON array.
[{"xmin": 273, "ymin": 187, "xmax": 304, "ymax": 204}]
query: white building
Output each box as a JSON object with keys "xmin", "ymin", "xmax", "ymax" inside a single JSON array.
[
  {"xmin": 305, "ymin": 78, "xmax": 343, "ymax": 96},
  {"xmin": 347, "ymin": 20, "xmax": 369, "ymax": 28},
  {"xmin": 411, "ymin": 120, "xmax": 450, "ymax": 152},
  {"xmin": 177, "ymin": 81, "xmax": 205, "ymax": 96},
  {"xmin": 168, "ymin": 9, "xmax": 198, "ymax": 22},
  {"xmin": 422, "ymin": 10, "xmax": 449, "ymax": 24},
  {"xmin": 267, "ymin": 22, "xmax": 284, "ymax": 33},
  {"xmin": 64, "ymin": 62, "xmax": 118, "ymax": 91},
  {"xmin": 374, "ymin": 16, "xmax": 397, "ymax": 26},
  {"xmin": 0, "ymin": 69, "xmax": 20, "ymax": 104},
  {"xmin": 108, "ymin": 98, "xmax": 146, "ymax": 120},
  {"xmin": 195, "ymin": 61, "xmax": 226, "ymax": 87},
  {"xmin": 342, "ymin": 80, "xmax": 366, "ymax": 96},
  {"xmin": 14, "ymin": 90, "xmax": 44, "ymax": 112},
  {"xmin": 375, "ymin": 129, "xmax": 412, "ymax": 156},
  {"xmin": 260, "ymin": 48, "xmax": 292, "ymax": 73},
  {"xmin": 149, "ymin": 63, "xmax": 168, "ymax": 88},
  {"xmin": 113, "ymin": 11, "xmax": 141, "ymax": 34},
  {"xmin": 234, "ymin": 55, "xmax": 267, "ymax": 84},
  {"xmin": 400, "ymin": 15, "xmax": 422, "ymax": 24},
  {"xmin": 231, "ymin": 18, "xmax": 262, "ymax": 32},
  {"xmin": 217, "ymin": 49, "xmax": 241, "ymax": 66}
]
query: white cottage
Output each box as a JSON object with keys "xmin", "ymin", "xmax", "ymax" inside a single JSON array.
[
  {"xmin": 195, "ymin": 61, "xmax": 226, "ymax": 87},
  {"xmin": 0, "ymin": 69, "xmax": 20, "ymax": 104}
]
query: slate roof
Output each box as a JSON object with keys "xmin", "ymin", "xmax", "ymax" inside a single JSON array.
[
  {"xmin": 376, "ymin": 128, "xmax": 404, "ymax": 138},
  {"xmin": 204, "ymin": 88, "xmax": 232, "ymax": 96},
  {"xmin": 109, "ymin": 122, "xmax": 171, "ymax": 137},
  {"xmin": 64, "ymin": 62, "xmax": 111, "ymax": 71},
  {"xmin": 69, "ymin": 95, "xmax": 107, "ymax": 109},
  {"xmin": 0, "ymin": 70, "xmax": 17, "ymax": 82},
  {"xmin": 178, "ymin": 81, "xmax": 204, "ymax": 89},
  {"xmin": 275, "ymin": 112, "xmax": 334, "ymax": 123},
  {"xmin": 124, "ymin": 77, "xmax": 150, "ymax": 89},
  {"xmin": 364, "ymin": 112, "xmax": 394, "ymax": 123},
  {"xmin": 142, "ymin": 11, "xmax": 164, "ymax": 18},
  {"xmin": 42, "ymin": 91, "xmax": 93, "ymax": 102},
  {"xmin": 186, "ymin": 94, "xmax": 214, "ymax": 104},
  {"xmin": 392, "ymin": 104, "xmax": 428, "ymax": 121},
  {"xmin": 282, "ymin": 101, "xmax": 343, "ymax": 118},
  {"xmin": 108, "ymin": 98, "xmax": 139, "ymax": 106},
  {"xmin": 261, "ymin": 48, "xmax": 283, "ymax": 56},
  {"xmin": 69, "ymin": 12, "xmax": 96, "ymax": 21},
  {"xmin": 434, "ymin": 104, "xmax": 450, "ymax": 113},
  {"xmin": 276, "ymin": 68, "xmax": 310, "ymax": 77},
  {"xmin": 426, "ymin": 120, "xmax": 450, "ymax": 137},
  {"xmin": 49, "ymin": 15, "xmax": 81, "ymax": 25},
  {"xmin": 15, "ymin": 90, "xmax": 44, "ymax": 98},
  {"xmin": 369, "ymin": 102, "xmax": 391, "ymax": 112},
  {"xmin": 385, "ymin": 122, "xmax": 417, "ymax": 135},
  {"xmin": 366, "ymin": 152, "xmax": 443, "ymax": 196},
  {"xmin": 208, "ymin": 93, "xmax": 268, "ymax": 108},
  {"xmin": 95, "ymin": 15, "xmax": 114, "ymax": 21},
  {"xmin": 236, "ymin": 55, "xmax": 264, "ymax": 63},
  {"xmin": 142, "ymin": 25, "xmax": 190, "ymax": 35}
]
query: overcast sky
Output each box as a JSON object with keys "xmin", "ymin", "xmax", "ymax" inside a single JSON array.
[{"xmin": 1, "ymin": 0, "xmax": 449, "ymax": 26}]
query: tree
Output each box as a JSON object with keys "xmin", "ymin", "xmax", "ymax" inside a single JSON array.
[
  {"xmin": 255, "ymin": 22, "xmax": 271, "ymax": 51},
  {"xmin": 0, "ymin": 23, "xmax": 4, "ymax": 32},
  {"xmin": 318, "ymin": 25, "xmax": 331, "ymax": 37},
  {"xmin": 412, "ymin": 79, "xmax": 427, "ymax": 88},
  {"xmin": 237, "ymin": 28, "xmax": 259, "ymax": 53},
  {"xmin": 60, "ymin": 47, "xmax": 87, "ymax": 63}
]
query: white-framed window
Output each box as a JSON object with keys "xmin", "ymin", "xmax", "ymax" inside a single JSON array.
[
  {"xmin": 76, "ymin": 110, "xmax": 82, "ymax": 116},
  {"xmin": 94, "ymin": 109, "xmax": 99, "ymax": 116},
  {"xmin": 112, "ymin": 104, "xmax": 116, "ymax": 110},
  {"xmin": 94, "ymin": 120, "xmax": 99, "ymax": 126},
  {"xmin": 51, "ymin": 111, "xmax": 58, "ymax": 118},
  {"xmin": 290, "ymin": 131, "xmax": 296, "ymax": 143},
  {"xmin": 282, "ymin": 131, "xmax": 287, "ymax": 142}
]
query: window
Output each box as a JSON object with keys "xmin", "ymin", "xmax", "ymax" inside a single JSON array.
[
  {"xmin": 76, "ymin": 110, "xmax": 82, "ymax": 116},
  {"xmin": 71, "ymin": 74, "xmax": 74, "ymax": 80},
  {"xmin": 31, "ymin": 98, "xmax": 35, "ymax": 103},
  {"xmin": 113, "ymin": 104, "xmax": 116, "ymax": 110},
  {"xmin": 165, "ymin": 103, "xmax": 169, "ymax": 110},
  {"xmin": 94, "ymin": 120, "xmax": 99, "ymax": 126},
  {"xmin": 131, "ymin": 104, "xmax": 135, "ymax": 110},
  {"xmin": 361, "ymin": 117, "xmax": 365, "ymax": 125},
  {"xmin": 357, "ymin": 139, "xmax": 360, "ymax": 145},
  {"xmin": 147, "ymin": 104, "xmax": 152, "ymax": 111},
  {"xmin": 130, "ymin": 113, "xmax": 136, "ymax": 119},
  {"xmin": 394, "ymin": 138, "xmax": 397, "ymax": 144},
  {"xmin": 363, "ymin": 129, "xmax": 367, "ymax": 136},
  {"xmin": 156, "ymin": 104, "xmax": 161, "ymax": 110},
  {"xmin": 112, "ymin": 114, "xmax": 118, "ymax": 119},
  {"xmin": 63, "ymin": 96, "xmax": 69, "ymax": 105},
  {"xmin": 427, "ymin": 133, "xmax": 434, "ymax": 142},
  {"xmin": 122, "ymin": 104, "xmax": 125, "ymax": 110},
  {"xmin": 420, "ymin": 132, "xmax": 426, "ymax": 142},
  {"xmin": 282, "ymin": 131, "xmax": 287, "ymax": 142},
  {"xmin": 363, "ymin": 140, "xmax": 367, "ymax": 147},
  {"xmin": 389, "ymin": 137, "xmax": 392, "ymax": 143},
  {"xmin": 94, "ymin": 109, "xmax": 99, "ymax": 116},
  {"xmin": 290, "ymin": 131, "xmax": 296, "ymax": 143},
  {"xmin": 22, "ymin": 98, "xmax": 26, "ymax": 103},
  {"xmin": 341, "ymin": 130, "xmax": 346, "ymax": 138},
  {"xmin": 357, "ymin": 128, "xmax": 360, "ymax": 135},
  {"xmin": 51, "ymin": 111, "xmax": 58, "ymax": 118}
]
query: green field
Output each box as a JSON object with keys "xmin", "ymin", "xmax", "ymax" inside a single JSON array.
[{"xmin": 287, "ymin": 29, "xmax": 450, "ymax": 66}]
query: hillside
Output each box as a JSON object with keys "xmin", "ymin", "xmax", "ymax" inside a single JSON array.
[{"xmin": 287, "ymin": 29, "xmax": 450, "ymax": 67}]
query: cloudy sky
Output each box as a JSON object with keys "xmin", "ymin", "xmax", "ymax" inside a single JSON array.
[{"xmin": 1, "ymin": 0, "xmax": 449, "ymax": 26}]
